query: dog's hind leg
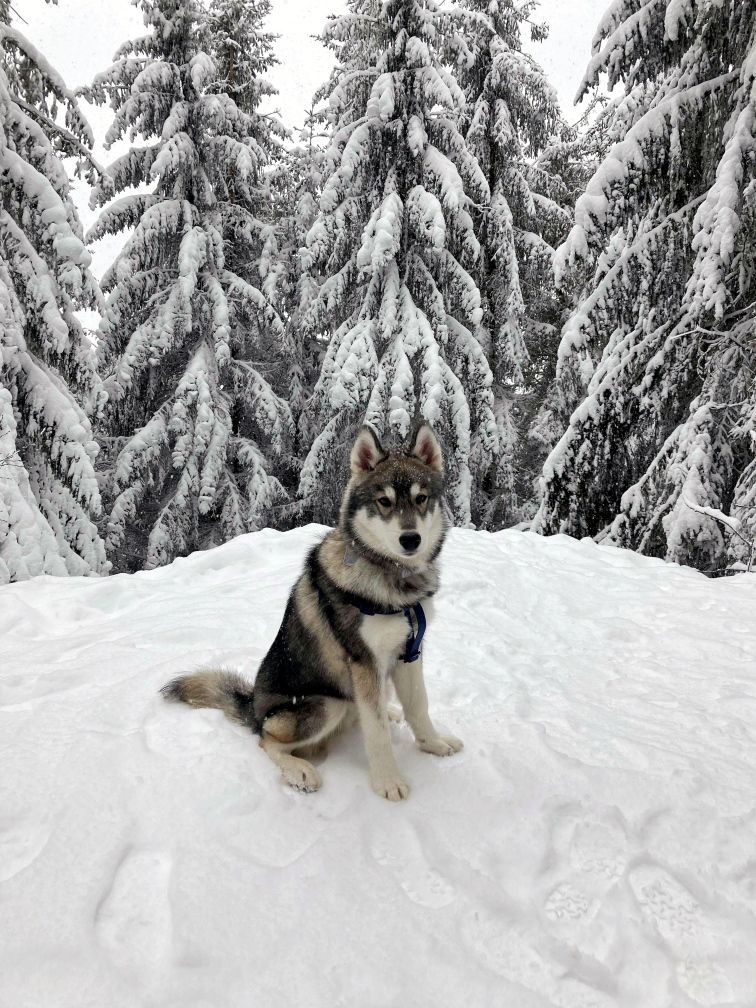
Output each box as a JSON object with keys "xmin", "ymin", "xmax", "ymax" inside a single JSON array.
[
  {"xmin": 259, "ymin": 697, "xmax": 347, "ymax": 792},
  {"xmin": 260, "ymin": 735, "xmax": 322, "ymax": 792}
]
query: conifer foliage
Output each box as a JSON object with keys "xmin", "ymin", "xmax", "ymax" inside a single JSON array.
[
  {"xmin": 0, "ymin": 0, "xmax": 108, "ymax": 583},
  {"xmin": 268, "ymin": 114, "xmax": 325, "ymax": 443},
  {"xmin": 206, "ymin": 0, "xmax": 278, "ymax": 119},
  {"xmin": 537, "ymin": 0, "xmax": 756, "ymax": 573},
  {"xmin": 299, "ymin": 0, "xmax": 498, "ymax": 525},
  {"xmin": 86, "ymin": 0, "xmax": 291, "ymax": 571},
  {"xmin": 458, "ymin": 0, "xmax": 568, "ymax": 525}
]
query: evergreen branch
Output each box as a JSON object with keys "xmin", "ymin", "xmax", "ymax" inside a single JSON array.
[
  {"xmin": 10, "ymin": 92, "xmax": 107, "ymax": 176},
  {"xmin": 682, "ymin": 497, "xmax": 756, "ymax": 572},
  {"xmin": 0, "ymin": 431, "xmax": 23, "ymax": 477},
  {"xmin": 8, "ymin": 4, "xmax": 28, "ymax": 25}
]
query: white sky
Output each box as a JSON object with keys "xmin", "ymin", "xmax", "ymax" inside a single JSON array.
[{"xmin": 13, "ymin": 0, "xmax": 608, "ymax": 280}]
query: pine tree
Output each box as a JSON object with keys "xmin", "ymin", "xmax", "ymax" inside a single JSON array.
[
  {"xmin": 537, "ymin": 0, "xmax": 756, "ymax": 574},
  {"xmin": 299, "ymin": 0, "xmax": 497, "ymax": 525},
  {"xmin": 85, "ymin": 0, "xmax": 291, "ymax": 571},
  {"xmin": 457, "ymin": 0, "xmax": 571, "ymax": 526},
  {"xmin": 268, "ymin": 108, "xmax": 326, "ymax": 460},
  {"xmin": 0, "ymin": 1, "xmax": 108, "ymax": 583},
  {"xmin": 205, "ymin": 0, "xmax": 278, "ymax": 119},
  {"xmin": 517, "ymin": 113, "xmax": 608, "ymax": 522}
]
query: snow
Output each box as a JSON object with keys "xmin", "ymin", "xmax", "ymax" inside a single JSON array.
[
  {"xmin": 556, "ymin": 70, "xmax": 740, "ymax": 282},
  {"xmin": 366, "ymin": 72, "xmax": 395, "ymax": 123},
  {"xmin": 687, "ymin": 79, "xmax": 756, "ymax": 319},
  {"xmin": 2, "ymin": 525, "xmax": 756, "ymax": 1007}
]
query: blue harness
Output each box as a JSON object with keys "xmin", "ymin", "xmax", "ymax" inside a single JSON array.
[{"xmin": 356, "ymin": 600, "xmax": 427, "ymax": 663}]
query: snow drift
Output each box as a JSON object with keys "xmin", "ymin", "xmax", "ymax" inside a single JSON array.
[{"xmin": 1, "ymin": 525, "xmax": 755, "ymax": 1007}]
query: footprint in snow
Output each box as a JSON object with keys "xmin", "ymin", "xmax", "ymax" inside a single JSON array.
[
  {"xmin": 543, "ymin": 882, "xmax": 592, "ymax": 922},
  {"xmin": 95, "ymin": 846, "xmax": 173, "ymax": 984},
  {"xmin": 628, "ymin": 864, "xmax": 722, "ymax": 958},
  {"xmin": 367, "ymin": 818, "xmax": 455, "ymax": 909},
  {"xmin": 543, "ymin": 815, "xmax": 628, "ymax": 926},
  {"xmin": 627, "ymin": 863, "xmax": 754, "ymax": 1005},
  {"xmin": 220, "ymin": 799, "xmax": 322, "ymax": 869},
  {"xmin": 461, "ymin": 909, "xmax": 616, "ymax": 1007},
  {"xmin": 569, "ymin": 818, "xmax": 628, "ymax": 882},
  {"xmin": 675, "ymin": 960, "xmax": 734, "ymax": 1006}
]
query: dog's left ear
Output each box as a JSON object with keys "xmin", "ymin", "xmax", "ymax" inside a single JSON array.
[
  {"xmin": 408, "ymin": 423, "xmax": 443, "ymax": 473},
  {"xmin": 350, "ymin": 425, "xmax": 387, "ymax": 474}
]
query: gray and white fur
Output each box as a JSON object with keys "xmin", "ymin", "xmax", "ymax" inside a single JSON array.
[{"xmin": 162, "ymin": 422, "xmax": 462, "ymax": 801}]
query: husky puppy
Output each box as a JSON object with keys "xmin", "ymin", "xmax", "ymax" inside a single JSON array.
[{"xmin": 162, "ymin": 423, "xmax": 462, "ymax": 801}]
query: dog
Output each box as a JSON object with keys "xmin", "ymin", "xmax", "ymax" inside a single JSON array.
[{"xmin": 161, "ymin": 422, "xmax": 462, "ymax": 801}]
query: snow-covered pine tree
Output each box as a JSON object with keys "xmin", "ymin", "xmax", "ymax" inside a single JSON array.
[
  {"xmin": 537, "ymin": 0, "xmax": 756, "ymax": 574},
  {"xmin": 207, "ymin": 0, "xmax": 300, "ymax": 492},
  {"xmin": 518, "ymin": 112, "xmax": 608, "ymax": 520},
  {"xmin": 456, "ymin": 0, "xmax": 570, "ymax": 526},
  {"xmin": 0, "ymin": 0, "xmax": 108, "ymax": 583},
  {"xmin": 205, "ymin": 0, "xmax": 278, "ymax": 119},
  {"xmin": 299, "ymin": 0, "xmax": 497, "ymax": 525},
  {"xmin": 85, "ymin": 0, "xmax": 291, "ymax": 571},
  {"xmin": 268, "ymin": 108, "xmax": 326, "ymax": 458}
]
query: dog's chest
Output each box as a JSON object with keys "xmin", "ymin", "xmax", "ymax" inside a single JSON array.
[
  {"xmin": 358, "ymin": 598, "xmax": 434, "ymax": 672},
  {"xmin": 359, "ymin": 612, "xmax": 408, "ymax": 669}
]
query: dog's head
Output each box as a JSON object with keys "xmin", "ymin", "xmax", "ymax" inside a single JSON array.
[{"xmin": 342, "ymin": 423, "xmax": 446, "ymax": 566}]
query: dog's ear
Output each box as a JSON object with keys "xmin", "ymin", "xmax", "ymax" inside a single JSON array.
[
  {"xmin": 350, "ymin": 426, "xmax": 387, "ymax": 474},
  {"xmin": 408, "ymin": 423, "xmax": 443, "ymax": 473}
]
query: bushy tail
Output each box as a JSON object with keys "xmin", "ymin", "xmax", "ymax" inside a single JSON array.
[{"xmin": 161, "ymin": 669, "xmax": 257, "ymax": 730}]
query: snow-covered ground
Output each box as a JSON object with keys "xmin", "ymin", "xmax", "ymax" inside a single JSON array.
[{"xmin": 1, "ymin": 526, "xmax": 755, "ymax": 1007}]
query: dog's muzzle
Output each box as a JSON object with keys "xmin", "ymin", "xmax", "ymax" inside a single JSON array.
[{"xmin": 399, "ymin": 532, "xmax": 421, "ymax": 553}]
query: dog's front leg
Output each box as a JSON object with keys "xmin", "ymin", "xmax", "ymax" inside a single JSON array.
[
  {"xmin": 392, "ymin": 656, "xmax": 463, "ymax": 757},
  {"xmin": 351, "ymin": 661, "xmax": 409, "ymax": 801}
]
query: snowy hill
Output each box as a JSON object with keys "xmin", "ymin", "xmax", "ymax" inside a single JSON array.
[{"xmin": 1, "ymin": 526, "xmax": 755, "ymax": 1007}]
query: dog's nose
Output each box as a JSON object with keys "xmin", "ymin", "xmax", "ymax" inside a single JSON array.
[{"xmin": 399, "ymin": 532, "xmax": 421, "ymax": 553}]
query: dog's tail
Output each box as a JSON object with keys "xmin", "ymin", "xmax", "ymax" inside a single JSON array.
[{"xmin": 161, "ymin": 668, "xmax": 257, "ymax": 730}]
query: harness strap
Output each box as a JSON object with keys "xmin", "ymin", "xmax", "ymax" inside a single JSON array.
[
  {"xmin": 402, "ymin": 602, "xmax": 426, "ymax": 663},
  {"xmin": 356, "ymin": 600, "xmax": 427, "ymax": 664}
]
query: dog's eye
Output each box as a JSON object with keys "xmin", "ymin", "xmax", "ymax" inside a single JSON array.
[
  {"xmin": 416, "ymin": 494, "xmax": 428, "ymax": 505},
  {"xmin": 377, "ymin": 496, "xmax": 392, "ymax": 508}
]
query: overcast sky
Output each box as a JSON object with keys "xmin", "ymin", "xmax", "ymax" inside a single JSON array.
[{"xmin": 13, "ymin": 0, "xmax": 608, "ymax": 280}]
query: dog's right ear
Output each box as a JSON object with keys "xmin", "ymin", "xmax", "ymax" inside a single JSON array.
[{"xmin": 350, "ymin": 425, "xmax": 387, "ymax": 475}]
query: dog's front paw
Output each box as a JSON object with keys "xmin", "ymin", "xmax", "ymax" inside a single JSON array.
[
  {"xmin": 418, "ymin": 734, "xmax": 463, "ymax": 757},
  {"xmin": 371, "ymin": 775, "xmax": 410, "ymax": 801}
]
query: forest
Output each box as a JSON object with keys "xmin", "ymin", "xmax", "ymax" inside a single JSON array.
[{"xmin": 1, "ymin": 0, "xmax": 754, "ymax": 580}]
